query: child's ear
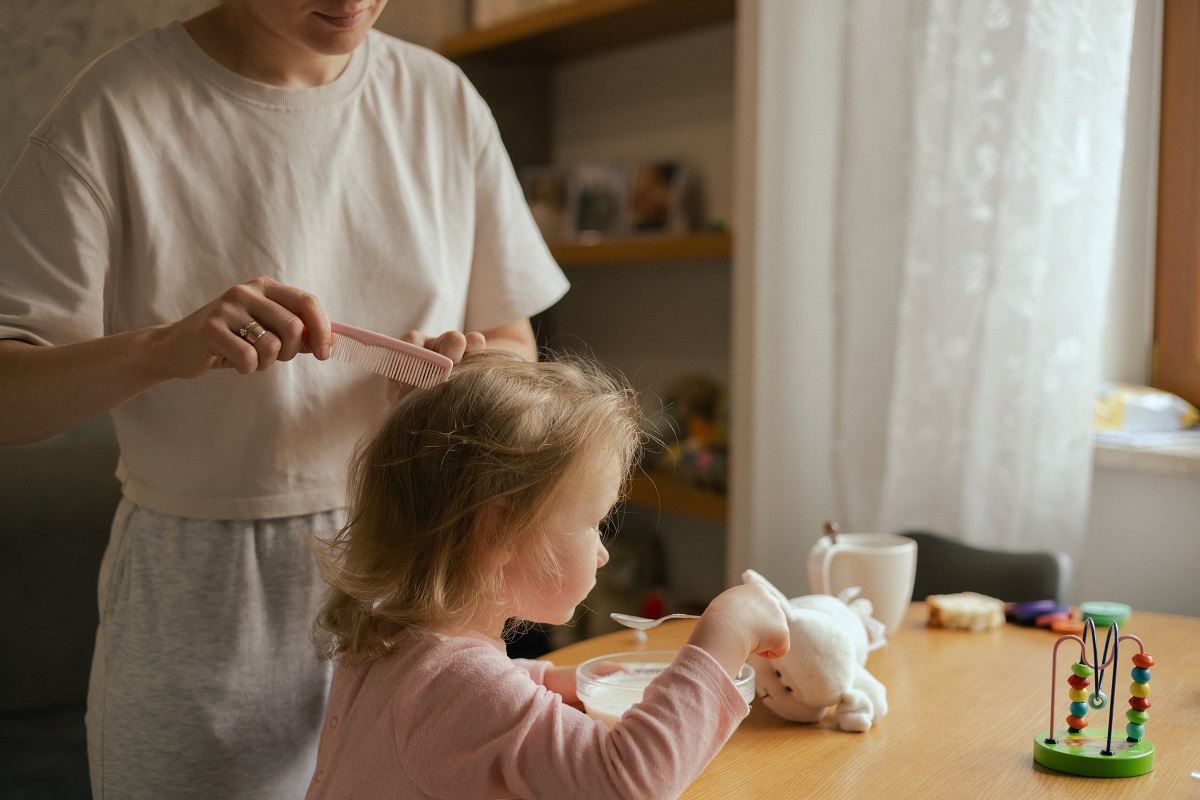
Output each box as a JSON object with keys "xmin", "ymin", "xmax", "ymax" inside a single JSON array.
[
  {"xmin": 491, "ymin": 544, "xmax": 514, "ymax": 568},
  {"xmin": 477, "ymin": 499, "xmax": 513, "ymax": 567}
]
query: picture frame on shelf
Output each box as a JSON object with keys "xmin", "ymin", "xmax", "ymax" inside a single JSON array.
[
  {"xmin": 628, "ymin": 159, "xmax": 687, "ymax": 235},
  {"xmin": 519, "ymin": 165, "xmax": 572, "ymax": 243},
  {"xmin": 567, "ymin": 162, "xmax": 629, "ymax": 240}
]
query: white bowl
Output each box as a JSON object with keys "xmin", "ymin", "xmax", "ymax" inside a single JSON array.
[{"xmin": 576, "ymin": 650, "xmax": 755, "ymax": 726}]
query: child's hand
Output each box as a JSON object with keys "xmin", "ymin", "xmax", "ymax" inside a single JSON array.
[
  {"xmin": 542, "ymin": 664, "xmax": 581, "ymax": 705},
  {"xmin": 685, "ymin": 583, "xmax": 791, "ymax": 679}
]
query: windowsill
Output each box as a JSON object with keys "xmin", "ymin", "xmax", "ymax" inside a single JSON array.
[{"xmin": 1093, "ymin": 438, "xmax": 1200, "ymax": 479}]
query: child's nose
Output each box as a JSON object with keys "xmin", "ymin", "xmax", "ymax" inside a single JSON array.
[{"xmin": 596, "ymin": 542, "xmax": 610, "ymax": 568}]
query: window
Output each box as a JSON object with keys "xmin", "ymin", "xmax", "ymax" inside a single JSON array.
[{"xmin": 1154, "ymin": 0, "xmax": 1200, "ymax": 408}]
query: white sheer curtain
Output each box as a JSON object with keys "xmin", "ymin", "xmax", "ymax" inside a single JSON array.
[{"xmin": 833, "ymin": 0, "xmax": 1137, "ymax": 562}]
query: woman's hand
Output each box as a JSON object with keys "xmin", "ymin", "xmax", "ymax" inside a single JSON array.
[
  {"xmin": 385, "ymin": 329, "xmax": 486, "ymax": 402},
  {"xmin": 0, "ymin": 277, "xmax": 335, "ymax": 444},
  {"xmin": 154, "ymin": 276, "xmax": 333, "ymax": 380},
  {"xmin": 381, "ymin": 318, "xmax": 538, "ymax": 402}
]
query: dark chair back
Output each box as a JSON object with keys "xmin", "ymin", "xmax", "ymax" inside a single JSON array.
[{"xmin": 904, "ymin": 530, "xmax": 1061, "ymax": 603}]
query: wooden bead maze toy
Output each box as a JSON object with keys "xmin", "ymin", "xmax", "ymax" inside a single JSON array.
[{"xmin": 1033, "ymin": 616, "xmax": 1156, "ymax": 777}]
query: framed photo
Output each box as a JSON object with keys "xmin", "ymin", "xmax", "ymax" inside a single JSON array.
[
  {"xmin": 627, "ymin": 159, "xmax": 686, "ymax": 235},
  {"xmin": 519, "ymin": 165, "xmax": 571, "ymax": 243},
  {"xmin": 567, "ymin": 162, "xmax": 629, "ymax": 240}
]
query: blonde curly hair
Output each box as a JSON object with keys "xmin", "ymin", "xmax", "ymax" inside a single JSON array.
[{"xmin": 311, "ymin": 351, "xmax": 644, "ymax": 662}]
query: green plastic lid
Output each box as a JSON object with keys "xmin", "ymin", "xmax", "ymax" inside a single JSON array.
[{"xmin": 1080, "ymin": 601, "xmax": 1132, "ymax": 627}]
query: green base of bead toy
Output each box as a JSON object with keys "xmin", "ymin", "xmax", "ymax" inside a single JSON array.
[{"xmin": 1034, "ymin": 729, "xmax": 1154, "ymax": 777}]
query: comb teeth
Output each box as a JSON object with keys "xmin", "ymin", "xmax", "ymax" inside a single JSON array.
[
  {"xmin": 330, "ymin": 335, "xmax": 450, "ymax": 389},
  {"xmin": 302, "ymin": 321, "xmax": 454, "ymax": 388}
]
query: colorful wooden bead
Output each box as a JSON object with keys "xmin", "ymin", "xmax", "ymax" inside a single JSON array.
[
  {"xmin": 1132, "ymin": 652, "xmax": 1154, "ymax": 669},
  {"xmin": 1129, "ymin": 682, "xmax": 1150, "ymax": 699},
  {"xmin": 1126, "ymin": 709, "xmax": 1149, "ymax": 725},
  {"xmin": 1131, "ymin": 666, "xmax": 1151, "ymax": 683},
  {"xmin": 1071, "ymin": 661, "xmax": 1095, "ymax": 678},
  {"xmin": 1067, "ymin": 674, "xmax": 1091, "ymax": 690},
  {"xmin": 1129, "ymin": 696, "xmax": 1151, "ymax": 711},
  {"xmin": 1070, "ymin": 702, "xmax": 1088, "ymax": 717},
  {"xmin": 1126, "ymin": 722, "xmax": 1145, "ymax": 740},
  {"xmin": 1066, "ymin": 715, "xmax": 1088, "ymax": 730},
  {"xmin": 1068, "ymin": 687, "xmax": 1088, "ymax": 703}
]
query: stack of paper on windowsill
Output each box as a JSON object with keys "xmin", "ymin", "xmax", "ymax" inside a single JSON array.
[{"xmin": 1094, "ymin": 428, "xmax": 1200, "ymax": 448}]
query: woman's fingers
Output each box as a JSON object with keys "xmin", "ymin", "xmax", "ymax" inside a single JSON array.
[
  {"xmin": 419, "ymin": 330, "xmax": 487, "ymax": 363},
  {"xmin": 257, "ymin": 278, "xmax": 331, "ymax": 360},
  {"xmin": 425, "ymin": 330, "xmax": 469, "ymax": 363},
  {"xmin": 167, "ymin": 278, "xmax": 330, "ymax": 378},
  {"xmin": 232, "ymin": 317, "xmax": 282, "ymax": 372},
  {"xmin": 464, "ymin": 331, "xmax": 487, "ymax": 354},
  {"xmin": 385, "ymin": 330, "xmax": 484, "ymax": 402},
  {"xmin": 232, "ymin": 278, "xmax": 331, "ymax": 364}
]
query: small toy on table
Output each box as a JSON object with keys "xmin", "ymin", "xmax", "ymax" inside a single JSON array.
[
  {"xmin": 1006, "ymin": 599, "xmax": 1071, "ymax": 628},
  {"xmin": 1032, "ymin": 616, "xmax": 1157, "ymax": 778},
  {"xmin": 742, "ymin": 569, "xmax": 888, "ymax": 732}
]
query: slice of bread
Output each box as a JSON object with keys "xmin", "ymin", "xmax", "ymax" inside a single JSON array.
[{"xmin": 926, "ymin": 591, "xmax": 1005, "ymax": 632}]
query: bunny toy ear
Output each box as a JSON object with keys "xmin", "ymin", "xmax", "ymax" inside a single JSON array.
[{"xmin": 742, "ymin": 569, "xmax": 793, "ymax": 610}]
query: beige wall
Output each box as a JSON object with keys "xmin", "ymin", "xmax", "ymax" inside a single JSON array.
[
  {"xmin": 0, "ymin": 0, "xmax": 210, "ymax": 177},
  {"xmin": 0, "ymin": 0, "xmax": 469, "ymax": 179}
]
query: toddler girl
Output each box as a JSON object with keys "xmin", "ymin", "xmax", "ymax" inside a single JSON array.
[{"xmin": 305, "ymin": 352, "xmax": 789, "ymax": 799}]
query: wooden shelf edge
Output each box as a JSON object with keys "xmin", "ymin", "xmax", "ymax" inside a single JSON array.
[
  {"xmin": 550, "ymin": 231, "xmax": 731, "ymax": 266},
  {"xmin": 626, "ymin": 468, "xmax": 726, "ymax": 523},
  {"xmin": 440, "ymin": 0, "xmax": 736, "ymax": 62}
]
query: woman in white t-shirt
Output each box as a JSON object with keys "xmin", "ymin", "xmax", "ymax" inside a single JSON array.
[{"xmin": 0, "ymin": 1, "xmax": 568, "ymax": 797}]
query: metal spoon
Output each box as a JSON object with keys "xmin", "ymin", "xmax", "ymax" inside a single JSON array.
[{"xmin": 610, "ymin": 612, "xmax": 701, "ymax": 630}]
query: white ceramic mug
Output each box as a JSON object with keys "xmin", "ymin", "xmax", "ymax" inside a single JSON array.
[{"xmin": 807, "ymin": 533, "xmax": 917, "ymax": 634}]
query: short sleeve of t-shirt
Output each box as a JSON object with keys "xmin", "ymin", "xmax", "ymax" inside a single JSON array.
[
  {"xmin": 0, "ymin": 137, "xmax": 112, "ymax": 346},
  {"xmin": 459, "ymin": 80, "xmax": 568, "ymax": 333}
]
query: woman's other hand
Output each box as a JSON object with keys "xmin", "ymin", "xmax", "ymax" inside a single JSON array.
[{"xmin": 385, "ymin": 329, "xmax": 487, "ymax": 402}]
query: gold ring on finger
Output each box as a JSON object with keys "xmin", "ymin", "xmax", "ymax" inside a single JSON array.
[{"xmin": 237, "ymin": 319, "xmax": 266, "ymax": 344}]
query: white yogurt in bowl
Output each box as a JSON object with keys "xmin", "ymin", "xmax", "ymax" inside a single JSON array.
[{"xmin": 576, "ymin": 650, "xmax": 755, "ymax": 727}]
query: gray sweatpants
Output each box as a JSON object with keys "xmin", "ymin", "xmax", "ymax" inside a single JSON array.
[{"xmin": 87, "ymin": 499, "xmax": 343, "ymax": 799}]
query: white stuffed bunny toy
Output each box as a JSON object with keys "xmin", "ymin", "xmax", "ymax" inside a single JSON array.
[{"xmin": 743, "ymin": 569, "xmax": 888, "ymax": 732}]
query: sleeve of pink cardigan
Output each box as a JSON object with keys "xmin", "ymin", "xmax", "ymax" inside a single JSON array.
[
  {"xmin": 512, "ymin": 657, "xmax": 550, "ymax": 685},
  {"xmin": 398, "ymin": 643, "xmax": 749, "ymax": 800}
]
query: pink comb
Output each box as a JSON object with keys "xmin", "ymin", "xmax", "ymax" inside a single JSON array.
[{"xmin": 312, "ymin": 322, "xmax": 453, "ymax": 388}]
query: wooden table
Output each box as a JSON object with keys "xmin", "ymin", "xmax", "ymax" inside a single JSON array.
[{"xmin": 546, "ymin": 604, "xmax": 1200, "ymax": 798}]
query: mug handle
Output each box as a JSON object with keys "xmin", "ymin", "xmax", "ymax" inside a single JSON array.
[{"xmin": 819, "ymin": 545, "xmax": 841, "ymax": 595}]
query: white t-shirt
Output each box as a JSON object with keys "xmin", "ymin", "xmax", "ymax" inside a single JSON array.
[{"xmin": 0, "ymin": 22, "xmax": 569, "ymax": 520}]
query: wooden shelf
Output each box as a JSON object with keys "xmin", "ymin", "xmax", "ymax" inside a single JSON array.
[
  {"xmin": 443, "ymin": 0, "xmax": 735, "ymax": 526},
  {"xmin": 440, "ymin": 0, "xmax": 736, "ymax": 62},
  {"xmin": 550, "ymin": 231, "xmax": 730, "ymax": 266},
  {"xmin": 627, "ymin": 468, "xmax": 726, "ymax": 523}
]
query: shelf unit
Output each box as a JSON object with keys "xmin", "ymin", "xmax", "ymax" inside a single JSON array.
[
  {"xmin": 440, "ymin": 0, "xmax": 735, "ymax": 62},
  {"xmin": 550, "ymin": 231, "xmax": 730, "ymax": 266},
  {"xmin": 628, "ymin": 468, "xmax": 726, "ymax": 523},
  {"xmin": 440, "ymin": 0, "xmax": 732, "ymax": 522}
]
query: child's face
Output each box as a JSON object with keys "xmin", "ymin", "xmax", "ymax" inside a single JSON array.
[{"xmin": 506, "ymin": 450, "xmax": 622, "ymax": 626}]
